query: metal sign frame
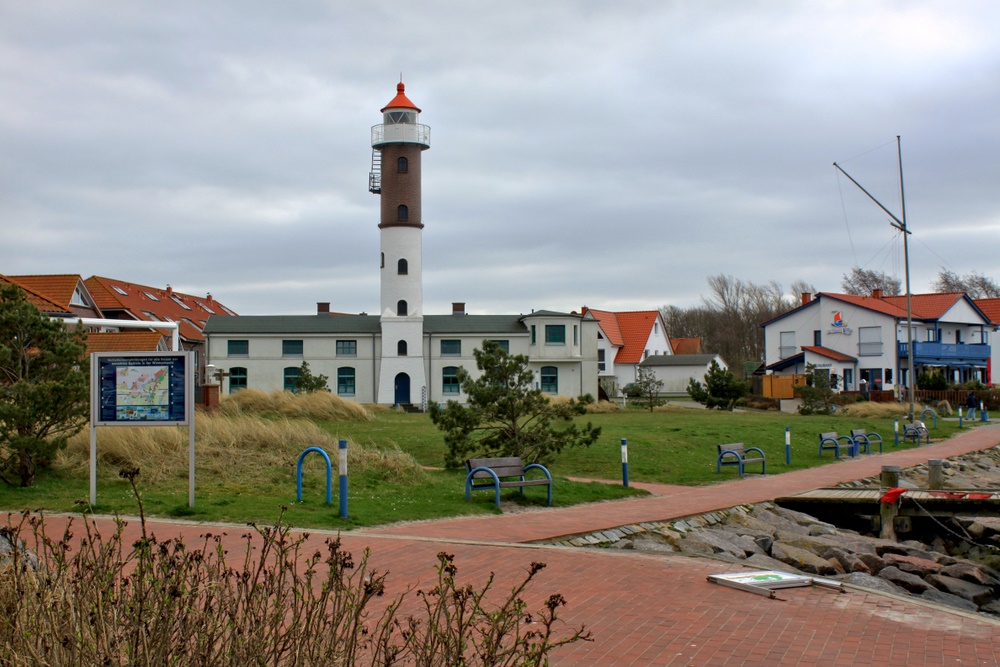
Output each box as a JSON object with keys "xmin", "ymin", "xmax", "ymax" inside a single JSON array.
[{"xmin": 89, "ymin": 351, "xmax": 196, "ymax": 507}]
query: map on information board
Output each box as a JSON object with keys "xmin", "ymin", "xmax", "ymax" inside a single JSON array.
[
  {"xmin": 92, "ymin": 353, "xmax": 190, "ymax": 426},
  {"xmin": 116, "ymin": 366, "xmax": 170, "ymax": 420}
]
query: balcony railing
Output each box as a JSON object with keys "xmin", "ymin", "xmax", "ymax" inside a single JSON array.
[{"xmin": 897, "ymin": 341, "xmax": 990, "ymax": 364}]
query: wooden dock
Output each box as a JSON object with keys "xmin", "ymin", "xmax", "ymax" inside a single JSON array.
[{"xmin": 775, "ymin": 487, "xmax": 1000, "ymax": 534}]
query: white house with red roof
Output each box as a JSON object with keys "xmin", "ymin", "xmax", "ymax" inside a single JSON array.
[
  {"xmin": 581, "ymin": 308, "xmax": 672, "ymax": 389},
  {"xmin": 763, "ymin": 290, "xmax": 994, "ymax": 391}
]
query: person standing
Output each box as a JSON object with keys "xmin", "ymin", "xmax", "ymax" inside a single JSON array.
[{"xmin": 966, "ymin": 391, "xmax": 978, "ymax": 420}]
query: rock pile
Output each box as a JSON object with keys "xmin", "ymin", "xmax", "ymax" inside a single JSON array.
[{"xmin": 553, "ymin": 444, "xmax": 1000, "ymax": 617}]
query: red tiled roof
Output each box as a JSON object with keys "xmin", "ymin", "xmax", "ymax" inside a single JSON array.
[
  {"xmin": 84, "ymin": 276, "xmax": 237, "ymax": 343},
  {"xmin": 581, "ymin": 307, "xmax": 624, "ymax": 347},
  {"xmin": 881, "ymin": 292, "xmax": 964, "ymax": 319},
  {"xmin": 612, "ymin": 311, "xmax": 660, "ymax": 364},
  {"xmin": 86, "ymin": 331, "xmax": 166, "ymax": 354},
  {"xmin": 801, "ymin": 345, "xmax": 857, "ymax": 362},
  {"xmin": 381, "ymin": 82, "xmax": 421, "ymax": 112},
  {"xmin": 5, "ymin": 274, "xmax": 82, "ymax": 309},
  {"xmin": 821, "ymin": 293, "xmax": 910, "ymax": 318},
  {"xmin": 974, "ymin": 298, "xmax": 1000, "ymax": 325},
  {"xmin": 671, "ymin": 338, "xmax": 703, "ymax": 355},
  {"xmin": 0, "ymin": 275, "xmax": 72, "ymax": 314},
  {"xmin": 583, "ymin": 307, "xmax": 665, "ymax": 364}
]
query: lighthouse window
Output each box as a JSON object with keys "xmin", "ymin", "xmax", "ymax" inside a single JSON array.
[
  {"xmin": 397, "ymin": 157, "xmax": 408, "ymax": 173},
  {"xmin": 386, "ymin": 111, "xmax": 415, "ymax": 124},
  {"xmin": 397, "ymin": 340, "xmax": 407, "ymax": 356},
  {"xmin": 398, "ymin": 258, "xmax": 408, "ymax": 275},
  {"xmin": 397, "ymin": 300, "xmax": 408, "ymax": 316},
  {"xmin": 397, "ymin": 205, "xmax": 408, "ymax": 221}
]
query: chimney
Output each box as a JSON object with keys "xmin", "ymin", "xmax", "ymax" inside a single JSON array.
[
  {"xmin": 166, "ymin": 284, "xmax": 173, "ymax": 296},
  {"xmin": 317, "ymin": 302, "xmax": 330, "ymax": 315},
  {"xmin": 801, "ymin": 292, "xmax": 811, "ymax": 306},
  {"xmin": 872, "ymin": 289, "xmax": 883, "ymax": 299},
  {"xmin": 452, "ymin": 302, "xmax": 466, "ymax": 316},
  {"xmin": 206, "ymin": 293, "xmax": 214, "ymax": 304}
]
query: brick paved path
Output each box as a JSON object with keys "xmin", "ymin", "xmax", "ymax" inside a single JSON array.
[{"xmin": 8, "ymin": 425, "xmax": 1000, "ymax": 665}]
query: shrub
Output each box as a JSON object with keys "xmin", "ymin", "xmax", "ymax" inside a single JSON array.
[{"xmin": 0, "ymin": 490, "xmax": 590, "ymax": 665}]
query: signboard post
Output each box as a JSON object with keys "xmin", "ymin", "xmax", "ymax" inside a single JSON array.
[{"xmin": 89, "ymin": 351, "xmax": 196, "ymax": 507}]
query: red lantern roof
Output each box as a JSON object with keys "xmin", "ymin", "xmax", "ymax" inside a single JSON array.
[{"xmin": 381, "ymin": 82, "xmax": 421, "ymax": 113}]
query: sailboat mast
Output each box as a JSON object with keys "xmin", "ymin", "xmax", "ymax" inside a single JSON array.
[
  {"xmin": 897, "ymin": 136, "xmax": 916, "ymax": 421},
  {"xmin": 832, "ymin": 137, "xmax": 916, "ymax": 421}
]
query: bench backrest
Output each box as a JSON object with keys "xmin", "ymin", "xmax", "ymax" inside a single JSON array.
[
  {"xmin": 850, "ymin": 429, "xmax": 867, "ymax": 438},
  {"xmin": 466, "ymin": 457, "xmax": 526, "ymax": 479},
  {"xmin": 819, "ymin": 432, "xmax": 838, "ymax": 441},
  {"xmin": 717, "ymin": 443, "xmax": 746, "ymax": 456}
]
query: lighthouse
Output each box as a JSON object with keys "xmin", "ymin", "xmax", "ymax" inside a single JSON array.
[{"xmin": 370, "ymin": 82, "xmax": 431, "ymax": 406}]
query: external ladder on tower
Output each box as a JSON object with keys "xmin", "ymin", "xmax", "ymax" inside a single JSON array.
[{"xmin": 368, "ymin": 148, "xmax": 381, "ymax": 194}]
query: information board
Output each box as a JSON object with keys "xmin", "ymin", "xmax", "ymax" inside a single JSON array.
[{"xmin": 91, "ymin": 352, "xmax": 192, "ymax": 426}]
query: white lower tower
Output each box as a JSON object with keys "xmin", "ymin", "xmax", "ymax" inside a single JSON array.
[{"xmin": 370, "ymin": 82, "xmax": 431, "ymax": 405}]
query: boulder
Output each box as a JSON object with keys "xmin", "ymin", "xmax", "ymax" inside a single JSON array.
[
  {"xmin": 878, "ymin": 566, "xmax": 934, "ymax": 594},
  {"xmin": 727, "ymin": 511, "xmax": 780, "ymax": 536},
  {"xmin": 920, "ymin": 588, "xmax": 979, "ymax": 612},
  {"xmin": 882, "ymin": 553, "xmax": 941, "ymax": 577},
  {"xmin": 745, "ymin": 553, "xmax": 803, "ymax": 573},
  {"xmin": 939, "ymin": 562, "xmax": 999, "ymax": 588},
  {"xmin": 823, "ymin": 547, "xmax": 872, "ymax": 574},
  {"xmin": 839, "ymin": 572, "xmax": 908, "ymax": 597},
  {"xmin": 682, "ymin": 529, "xmax": 757, "ymax": 559},
  {"xmin": 771, "ymin": 542, "xmax": 839, "ymax": 576},
  {"xmin": 925, "ymin": 574, "xmax": 994, "ymax": 606},
  {"xmin": 856, "ymin": 552, "xmax": 888, "ymax": 574}
]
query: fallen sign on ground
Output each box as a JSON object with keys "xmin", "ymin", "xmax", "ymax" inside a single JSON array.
[{"xmin": 707, "ymin": 571, "xmax": 845, "ymax": 599}]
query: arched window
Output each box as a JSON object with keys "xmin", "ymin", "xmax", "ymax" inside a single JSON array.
[
  {"xmin": 397, "ymin": 300, "xmax": 408, "ymax": 316},
  {"xmin": 442, "ymin": 366, "xmax": 460, "ymax": 394},
  {"xmin": 398, "ymin": 258, "xmax": 408, "ymax": 275},
  {"xmin": 397, "ymin": 156, "xmax": 408, "ymax": 173},
  {"xmin": 229, "ymin": 367, "xmax": 247, "ymax": 393},
  {"xmin": 283, "ymin": 366, "xmax": 300, "ymax": 393},
  {"xmin": 397, "ymin": 205, "xmax": 408, "ymax": 221},
  {"xmin": 398, "ymin": 340, "xmax": 408, "ymax": 356},
  {"xmin": 540, "ymin": 366, "xmax": 558, "ymax": 393},
  {"xmin": 337, "ymin": 367, "xmax": 355, "ymax": 396}
]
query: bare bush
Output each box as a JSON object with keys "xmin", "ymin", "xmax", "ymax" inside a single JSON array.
[{"xmin": 0, "ymin": 475, "xmax": 590, "ymax": 666}]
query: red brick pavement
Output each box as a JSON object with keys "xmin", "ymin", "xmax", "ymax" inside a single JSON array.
[{"xmin": 6, "ymin": 424, "xmax": 1000, "ymax": 665}]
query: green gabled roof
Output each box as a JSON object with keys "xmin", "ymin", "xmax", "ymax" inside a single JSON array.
[
  {"xmin": 203, "ymin": 314, "xmax": 381, "ymax": 335},
  {"xmin": 424, "ymin": 314, "xmax": 527, "ymax": 334}
]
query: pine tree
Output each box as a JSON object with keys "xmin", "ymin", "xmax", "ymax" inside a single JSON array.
[
  {"xmin": 0, "ymin": 283, "xmax": 89, "ymax": 486},
  {"xmin": 429, "ymin": 341, "xmax": 601, "ymax": 467}
]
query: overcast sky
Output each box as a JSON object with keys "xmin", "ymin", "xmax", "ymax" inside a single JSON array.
[{"xmin": 3, "ymin": 1, "xmax": 999, "ymax": 316}]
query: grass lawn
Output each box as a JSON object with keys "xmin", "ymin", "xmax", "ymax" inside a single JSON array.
[{"xmin": 0, "ymin": 403, "xmax": 965, "ymax": 530}]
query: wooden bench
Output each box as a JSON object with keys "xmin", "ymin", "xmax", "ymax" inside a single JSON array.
[
  {"xmin": 850, "ymin": 428, "xmax": 883, "ymax": 454},
  {"xmin": 465, "ymin": 457, "xmax": 552, "ymax": 508},
  {"xmin": 716, "ymin": 443, "xmax": 766, "ymax": 477},
  {"xmin": 903, "ymin": 421, "xmax": 929, "ymax": 445},
  {"xmin": 819, "ymin": 432, "xmax": 854, "ymax": 458}
]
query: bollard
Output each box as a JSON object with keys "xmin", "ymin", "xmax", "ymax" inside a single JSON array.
[
  {"xmin": 338, "ymin": 439, "xmax": 348, "ymax": 519},
  {"xmin": 880, "ymin": 465, "xmax": 902, "ymax": 541},
  {"xmin": 959, "ymin": 411, "xmax": 964, "ymax": 428},
  {"xmin": 785, "ymin": 427, "xmax": 791, "ymax": 465},
  {"xmin": 982, "ymin": 402, "xmax": 989, "ymax": 422},
  {"xmin": 893, "ymin": 418, "xmax": 899, "ymax": 447},
  {"xmin": 621, "ymin": 438, "xmax": 629, "ymax": 488},
  {"xmin": 927, "ymin": 459, "xmax": 943, "ymax": 490}
]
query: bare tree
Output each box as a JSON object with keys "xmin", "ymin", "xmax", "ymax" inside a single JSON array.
[
  {"xmin": 933, "ymin": 269, "xmax": 1000, "ymax": 299},
  {"xmin": 663, "ymin": 275, "xmax": 804, "ymax": 376},
  {"xmin": 840, "ymin": 266, "xmax": 901, "ymax": 296}
]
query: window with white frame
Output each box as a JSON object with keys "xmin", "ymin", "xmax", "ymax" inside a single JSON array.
[
  {"xmin": 779, "ymin": 331, "xmax": 796, "ymax": 358},
  {"xmin": 858, "ymin": 326, "xmax": 883, "ymax": 356}
]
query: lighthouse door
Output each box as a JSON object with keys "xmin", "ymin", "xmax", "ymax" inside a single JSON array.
[{"xmin": 394, "ymin": 373, "xmax": 410, "ymax": 405}]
